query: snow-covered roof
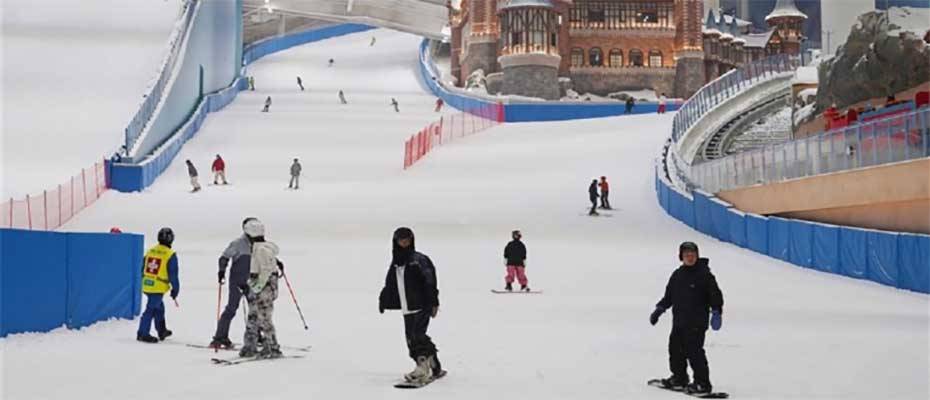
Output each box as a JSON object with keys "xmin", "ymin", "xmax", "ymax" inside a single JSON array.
[
  {"xmin": 703, "ymin": 9, "xmax": 721, "ymax": 35},
  {"xmin": 721, "ymin": 13, "xmax": 753, "ymax": 28},
  {"xmin": 497, "ymin": 0, "xmax": 556, "ymax": 11},
  {"xmin": 743, "ymin": 30, "xmax": 775, "ymax": 48},
  {"xmin": 766, "ymin": 0, "xmax": 808, "ymax": 22},
  {"xmin": 792, "ymin": 66, "xmax": 818, "ymax": 85},
  {"xmin": 886, "ymin": 7, "xmax": 930, "ymax": 38}
]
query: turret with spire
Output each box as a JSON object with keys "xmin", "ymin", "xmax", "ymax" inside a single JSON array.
[{"xmin": 765, "ymin": 0, "xmax": 806, "ymax": 55}]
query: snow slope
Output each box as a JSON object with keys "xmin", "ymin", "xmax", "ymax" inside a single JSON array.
[
  {"xmin": 1, "ymin": 0, "xmax": 182, "ymax": 198},
  {"xmin": 2, "ymin": 29, "xmax": 927, "ymax": 400}
]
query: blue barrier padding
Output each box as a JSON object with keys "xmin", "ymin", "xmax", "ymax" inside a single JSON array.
[
  {"xmin": 660, "ymin": 180, "xmax": 670, "ymax": 211},
  {"xmin": 680, "ymin": 192, "xmax": 695, "ymax": 228},
  {"xmin": 727, "ymin": 208, "xmax": 747, "ymax": 248},
  {"xmin": 503, "ymin": 102, "xmax": 680, "ymax": 123},
  {"xmin": 746, "ymin": 213, "xmax": 768, "ymax": 254},
  {"xmin": 866, "ymin": 230, "xmax": 899, "ymax": 287},
  {"xmin": 767, "ymin": 217, "xmax": 790, "ymax": 261},
  {"xmin": 65, "ymin": 233, "xmax": 144, "ymax": 329},
  {"xmin": 839, "ymin": 227, "xmax": 868, "ymax": 279},
  {"xmin": 897, "ymin": 233, "xmax": 930, "ymax": 293},
  {"xmin": 1, "ymin": 230, "xmax": 68, "ymax": 336},
  {"xmin": 709, "ymin": 198, "xmax": 731, "ymax": 243},
  {"xmin": 693, "ymin": 190, "xmax": 714, "ymax": 236},
  {"xmin": 788, "ymin": 220, "xmax": 814, "ymax": 268},
  {"xmin": 243, "ymin": 24, "xmax": 376, "ymax": 65},
  {"xmin": 812, "ymin": 223, "xmax": 840, "ymax": 274}
]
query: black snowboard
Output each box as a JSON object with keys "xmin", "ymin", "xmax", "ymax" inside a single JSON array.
[{"xmin": 647, "ymin": 379, "xmax": 728, "ymax": 398}]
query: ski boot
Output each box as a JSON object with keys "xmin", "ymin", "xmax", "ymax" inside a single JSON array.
[
  {"xmin": 157, "ymin": 329, "xmax": 173, "ymax": 341},
  {"xmin": 239, "ymin": 345, "xmax": 259, "ymax": 358},
  {"xmin": 659, "ymin": 375, "xmax": 689, "ymax": 391},
  {"xmin": 431, "ymin": 354, "xmax": 447, "ymax": 378},
  {"xmin": 210, "ymin": 337, "xmax": 235, "ymax": 350},
  {"xmin": 505, "ymin": 283, "xmax": 513, "ymax": 292},
  {"xmin": 686, "ymin": 382, "xmax": 712, "ymax": 395},
  {"xmin": 259, "ymin": 345, "xmax": 283, "ymax": 359},
  {"xmin": 521, "ymin": 285, "xmax": 530, "ymax": 292},
  {"xmin": 136, "ymin": 334, "xmax": 158, "ymax": 344}
]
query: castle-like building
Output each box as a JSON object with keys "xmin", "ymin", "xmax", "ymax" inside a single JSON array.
[{"xmin": 448, "ymin": 0, "xmax": 807, "ymax": 100}]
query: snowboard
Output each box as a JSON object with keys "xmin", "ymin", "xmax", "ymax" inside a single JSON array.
[
  {"xmin": 394, "ymin": 370, "xmax": 447, "ymax": 389},
  {"xmin": 647, "ymin": 379, "xmax": 729, "ymax": 399},
  {"xmin": 211, "ymin": 354, "xmax": 305, "ymax": 366},
  {"xmin": 491, "ymin": 289, "xmax": 543, "ymax": 294}
]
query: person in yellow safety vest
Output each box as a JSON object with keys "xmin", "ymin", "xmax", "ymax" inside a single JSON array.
[{"xmin": 137, "ymin": 227, "xmax": 181, "ymax": 343}]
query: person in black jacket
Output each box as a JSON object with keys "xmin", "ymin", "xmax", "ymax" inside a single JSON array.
[
  {"xmin": 588, "ymin": 179, "xmax": 599, "ymax": 216},
  {"xmin": 650, "ymin": 242, "xmax": 724, "ymax": 395},
  {"xmin": 503, "ymin": 230, "xmax": 529, "ymax": 292},
  {"xmin": 379, "ymin": 227, "xmax": 444, "ymax": 384}
]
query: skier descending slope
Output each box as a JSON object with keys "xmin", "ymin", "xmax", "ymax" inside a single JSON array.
[
  {"xmin": 339, "ymin": 90, "xmax": 347, "ymax": 104},
  {"xmin": 238, "ymin": 219, "xmax": 286, "ymax": 359},
  {"xmin": 262, "ymin": 96, "xmax": 272, "ymax": 112},
  {"xmin": 137, "ymin": 228, "xmax": 180, "ymax": 344},
  {"xmin": 648, "ymin": 242, "xmax": 726, "ymax": 398},
  {"xmin": 503, "ymin": 230, "xmax": 530, "ymax": 292},
  {"xmin": 186, "ymin": 160, "xmax": 201, "ymax": 192},
  {"xmin": 379, "ymin": 227, "xmax": 446, "ymax": 387},
  {"xmin": 588, "ymin": 179, "xmax": 599, "ymax": 216},
  {"xmin": 210, "ymin": 218, "xmax": 257, "ymax": 349},
  {"xmin": 391, "ymin": 98, "xmax": 400, "ymax": 113}
]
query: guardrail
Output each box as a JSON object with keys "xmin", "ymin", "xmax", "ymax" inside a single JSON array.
[
  {"xmin": 404, "ymin": 104, "xmax": 503, "ymax": 169},
  {"xmin": 1, "ymin": 160, "xmax": 108, "ymax": 231}
]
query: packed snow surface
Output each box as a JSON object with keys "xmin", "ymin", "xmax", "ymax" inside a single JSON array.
[{"xmin": 2, "ymin": 30, "xmax": 927, "ymax": 400}]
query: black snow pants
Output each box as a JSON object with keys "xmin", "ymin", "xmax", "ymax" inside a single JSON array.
[
  {"xmin": 668, "ymin": 326, "xmax": 710, "ymax": 386},
  {"xmin": 403, "ymin": 311, "xmax": 441, "ymax": 371}
]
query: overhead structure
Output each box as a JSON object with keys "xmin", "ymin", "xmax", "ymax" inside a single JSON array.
[{"xmin": 243, "ymin": 0, "xmax": 450, "ymax": 40}]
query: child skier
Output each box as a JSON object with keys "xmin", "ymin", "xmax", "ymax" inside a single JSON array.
[
  {"xmin": 503, "ymin": 230, "xmax": 529, "ymax": 292},
  {"xmin": 237, "ymin": 219, "xmax": 285, "ymax": 359},
  {"xmin": 137, "ymin": 228, "xmax": 180, "ymax": 343}
]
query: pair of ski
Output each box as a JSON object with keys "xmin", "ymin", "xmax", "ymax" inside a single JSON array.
[
  {"xmin": 647, "ymin": 379, "xmax": 729, "ymax": 398},
  {"xmin": 182, "ymin": 342, "xmax": 311, "ymax": 367}
]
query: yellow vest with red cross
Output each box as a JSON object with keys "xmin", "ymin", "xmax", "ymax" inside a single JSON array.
[{"xmin": 142, "ymin": 244, "xmax": 175, "ymax": 294}]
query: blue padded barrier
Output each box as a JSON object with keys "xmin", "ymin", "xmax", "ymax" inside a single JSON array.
[
  {"xmin": 897, "ymin": 233, "xmax": 930, "ymax": 293},
  {"xmin": 693, "ymin": 190, "xmax": 714, "ymax": 236},
  {"xmin": 767, "ymin": 217, "xmax": 791, "ymax": 262},
  {"xmin": 812, "ymin": 223, "xmax": 840, "ymax": 274},
  {"xmin": 746, "ymin": 213, "xmax": 769, "ymax": 254},
  {"xmin": 866, "ymin": 230, "xmax": 899, "ymax": 287},
  {"xmin": 709, "ymin": 197, "xmax": 732, "ymax": 243},
  {"xmin": 788, "ymin": 220, "xmax": 814, "ymax": 268},
  {"xmin": 839, "ymin": 227, "xmax": 869, "ymax": 279},
  {"xmin": 727, "ymin": 208, "xmax": 747, "ymax": 248}
]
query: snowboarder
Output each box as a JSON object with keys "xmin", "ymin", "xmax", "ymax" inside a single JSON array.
[
  {"xmin": 297, "ymin": 76, "xmax": 304, "ymax": 91},
  {"xmin": 289, "ymin": 158, "xmax": 302, "ymax": 189},
  {"xmin": 391, "ymin": 98, "xmax": 400, "ymax": 113},
  {"xmin": 137, "ymin": 228, "xmax": 180, "ymax": 343},
  {"xmin": 210, "ymin": 218, "xmax": 258, "ymax": 349},
  {"xmin": 657, "ymin": 93, "xmax": 667, "ymax": 114},
  {"xmin": 186, "ymin": 160, "xmax": 201, "ymax": 192},
  {"xmin": 370, "ymin": 36, "xmax": 377, "ymax": 46},
  {"xmin": 249, "ymin": 76, "xmax": 255, "ymax": 91},
  {"xmin": 379, "ymin": 227, "xmax": 445, "ymax": 385},
  {"xmin": 588, "ymin": 179, "xmax": 599, "ymax": 216},
  {"xmin": 649, "ymin": 242, "xmax": 724, "ymax": 396},
  {"xmin": 262, "ymin": 96, "xmax": 272, "ymax": 112},
  {"xmin": 212, "ymin": 154, "xmax": 228, "ymax": 185},
  {"xmin": 328, "ymin": 58, "xmax": 334, "ymax": 67},
  {"xmin": 237, "ymin": 219, "xmax": 285, "ymax": 359},
  {"xmin": 338, "ymin": 90, "xmax": 347, "ymax": 104},
  {"xmin": 435, "ymin": 98, "xmax": 444, "ymax": 112},
  {"xmin": 503, "ymin": 230, "xmax": 529, "ymax": 292},
  {"xmin": 599, "ymin": 176, "xmax": 611, "ymax": 210},
  {"xmin": 625, "ymin": 97, "xmax": 635, "ymax": 114}
]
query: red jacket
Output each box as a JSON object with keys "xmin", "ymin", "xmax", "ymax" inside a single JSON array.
[
  {"xmin": 599, "ymin": 180, "xmax": 609, "ymax": 192},
  {"xmin": 212, "ymin": 158, "xmax": 225, "ymax": 172}
]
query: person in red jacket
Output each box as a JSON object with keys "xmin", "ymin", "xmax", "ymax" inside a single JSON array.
[
  {"xmin": 212, "ymin": 154, "xmax": 228, "ymax": 185},
  {"xmin": 435, "ymin": 98, "xmax": 444, "ymax": 112},
  {"xmin": 599, "ymin": 176, "xmax": 611, "ymax": 210}
]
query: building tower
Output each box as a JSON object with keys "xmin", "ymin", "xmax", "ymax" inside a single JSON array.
[
  {"xmin": 497, "ymin": 0, "xmax": 565, "ymax": 100},
  {"xmin": 765, "ymin": 0, "xmax": 807, "ymax": 56},
  {"xmin": 462, "ymin": 0, "xmax": 501, "ymax": 81},
  {"xmin": 674, "ymin": 0, "xmax": 707, "ymax": 99}
]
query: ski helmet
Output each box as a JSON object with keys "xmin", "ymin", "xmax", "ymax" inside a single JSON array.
[
  {"xmin": 243, "ymin": 219, "xmax": 265, "ymax": 238},
  {"xmin": 512, "ymin": 230, "xmax": 522, "ymax": 239},
  {"xmin": 157, "ymin": 228, "xmax": 174, "ymax": 247},
  {"xmin": 678, "ymin": 241, "xmax": 699, "ymax": 260},
  {"xmin": 393, "ymin": 227, "xmax": 414, "ymax": 241}
]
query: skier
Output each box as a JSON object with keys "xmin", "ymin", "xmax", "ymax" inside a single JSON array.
[
  {"xmin": 649, "ymin": 242, "xmax": 724, "ymax": 396},
  {"xmin": 249, "ymin": 76, "xmax": 255, "ymax": 91},
  {"xmin": 391, "ymin": 98, "xmax": 400, "ymax": 113},
  {"xmin": 379, "ymin": 227, "xmax": 445, "ymax": 385},
  {"xmin": 599, "ymin": 176, "xmax": 611, "ymax": 210},
  {"xmin": 435, "ymin": 98, "xmax": 444, "ymax": 112},
  {"xmin": 237, "ymin": 219, "xmax": 285, "ymax": 358},
  {"xmin": 370, "ymin": 36, "xmax": 377, "ymax": 46},
  {"xmin": 657, "ymin": 93, "xmax": 668, "ymax": 114},
  {"xmin": 339, "ymin": 90, "xmax": 347, "ymax": 104},
  {"xmin": 262, "ymin": 96, "xmax": 272, "ymax": 112},
  {"xmin": 212, "ymin": 154, "xmax": 228, "ymax": 185},
  {"xmin": 588, "ymin": 179, "xmax": 599, "ymax": 216},
  {"xmin": 297, "ymin": 76, "xmax": 305, "ymax": 91},
  {"xmin": 210, "ymin": 218, "xmax": 258, "ymax": 349},
  {"xmin": 503, "ymin": 230, "xmax": 529, "ymax": 292},
  {"xmin": 186, "ymin": 160, "xmax": 201, "ymax": 192},
  {"xmin": 328, "ymin": 58, "xmax": 334, "ymax": 67},
  {"xmin": 289, "ymin": 158, "xmax": 302, "ymax": 189},
  {"xmin": 625, "ymin": 97, "xmax": 635, "ymax": 114},
  {"xmin": 137, "ymin": 228, "xmax": 180, "ymax": 343}
]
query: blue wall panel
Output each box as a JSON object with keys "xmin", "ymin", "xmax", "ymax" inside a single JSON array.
[
  {"xmin": 693, "ymin": 190, "xmax": 714, "ymax": 236},
  {"xmin": 788, "ymin": 220, "xmax": 814, "ymax": 268},
  {"xmin": 812, "ymin": 223, "xmax": 840, "ymax": 274},
  {"xmin": 767, "ymin": 217, "xmax": 790, "ymax": 262},
  {"xmin": 709, "ymin": 198, "xmax": 731, "ymax": 243},
  {"xmin": 66, "ymin": 233, "xmax": 145, "ymax": 329},
  {"xmin": 897, "ymin": 233, "xmax": 930, "ymax": 293},
  {"xmin": 866, "ymin": 231, "xmax": 899, "ymax": 287},
  {"xmin": 839, "ymin": 228, "xmax": 869, "ymax": 279},
  {"xmin": 746, "ymin": 213, "xmax": 769, "ymax": 254},
  {"xmin": 727, "ymin": 209, "xmax": 747, "ymax": 248},
  {"xmin": 1, "ymin": 230, "xmax": 68, "ymax": 336}
]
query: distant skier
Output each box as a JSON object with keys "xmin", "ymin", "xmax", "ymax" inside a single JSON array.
[
  {"xmin": 249, "ymin": 76, "xmax": 255, "ymax": 91},
  {"xmin": 237, "ymin": 219, "xmax": 285, "ymax": 359},
  {"xmin": 588, "ymin": 179, "xmax": 599, "ymax": 216},
  {"xmin": 297, "ymin": 76, "xmax": 305, "ymax": 91},
  {"xmin": 370, "ymin": 37, "xmax": 377, "ymax": 46},
  {"xmin": 289, "ymin": 158, "xmax": 302, "ymax": 189},
  {"xmin": 657, "ymin": 93, "xmax": 667, "ymax": 114},
  {"xmin": 212, "ymin": 154, "xmax": 228, "ymax": 185},
  {"xmin": 625, "ymin": 97, "xmax": 635, "ymax": 114},
  {"xmin": 435, "ymin": 98, "xmax": 444, "ymax": 112},
  {"xmin": 503, "ymin": 230, "xmax": 529, "ymax": 292},
  {"xmin": 137, "ymin": 228, "xmax": 180, "ymax": 343},
  {"xmin": 210, "ymin": 218, "xmax": 257, "ymax": 350},
  {"xmin": 391, "ymin": 98, "xmax": 400, "ymax": 113},
  {"xmin": 599, "ymin": 176, "xmax": 611, "ymax": 210},
  {"xmin": 262, "ymin": 96, "xmax": 272, "ymax": 112},
  {"xmin": 186, "ymin": 160, "xmax": 201, "ymax": 192},
  {"xmin": 328, "ymin": 58, "xmax": 334, "ymax": 67},
  {"xmin": 379, "ymin": 227, "xmax": 445, "ymax": 385},
  {"xmin": 339, "ymin": 90, "xmax": 347, "ymax": 105},
  {"xmin": 649, "ymin": 242, "xmax": 724, "ymax": 396}
]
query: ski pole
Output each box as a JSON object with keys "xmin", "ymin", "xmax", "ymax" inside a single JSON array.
[
  {"xmin": 172, "ymin": 298, "xmax": 180, "ymax": 308},
  {"xmin": 216, "ymin": 283, "xmax": 223, "ymax": 321},
  {"xmin": 281, "ymin": 273, "xmax": 309, "ymax": 330}
]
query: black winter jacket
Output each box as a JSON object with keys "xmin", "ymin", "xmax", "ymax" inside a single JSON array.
[
  {"xmin": 656, "ymin": 258, "xmax": 724, "ymax": 329},
  {"xmin": 589, "ymin": 182, "xmax": 599, "ymax": 200},
  {"xmin": 379, "ymin": 252, "xmax": 440, "ymax": 312},
  {"xmin": 504, "ymin": 240, "xmax": 527, "ymax": 266}
]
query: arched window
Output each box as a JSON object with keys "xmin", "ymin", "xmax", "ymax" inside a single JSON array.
[
  {"xmin": 649, "ymin": 50, "xmax": 663, "ymax": 67},
  {"xmin": 609, "ymin": 49, "xmax": 623, "ymax": 67},
  {"xmin": 571, "ymin": 48, "xmax": 585, "ymax": 67},
  {"xmin": 589, "ymin": 47, "xmax": 604, "ymax": 67},
  {"xmin": 629, "ymin": 49, "xmax": 644, "ymax": 67}
]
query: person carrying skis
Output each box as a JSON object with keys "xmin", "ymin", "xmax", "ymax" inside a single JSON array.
[
  {"xmin": 503, "ymin": 230, "xmax": 529, "ymax": 292},
  {"xmin": 379, "ymin": 227, "xmax": 445, "ymax": 385},
  {"xmin": 212, "ymin": 154, "xmax": 228, "ymax": 185},
  {"xmin": 262, "ymin": 96, "xmax": 272, "ymax": 112},
  {"xmin": 588, "ymin": 179, "xmax": 599, "ymax": 215},
  {"xmin": 339, "ymin": 90, "xmax": 347, "ymax": 104},
  {"xmin": 435, "ymin": 98, "xmax": 444, "ymax": 112},
  {"xmin": 186, "ymin": 160, "xmax": 201, "ymax": 192},
  {"xmin": 237, "ymin": 219, "xmax": 285, "ymax": 359},
  {"xmin": 599, "ymin": 176, "xmax": 611, "ymax": 210},
  {"xmin": 210, "ymin": 218, "xmax": 258, "ymax": 349},
  {"xmin": 649, "ymin": 242, "xmax": 724, "ymax": 396},
  {"xmin": 289, "ymin": 158, "xmax": 302, "ymax": 189},
  {"xmin": 391, "ymin": 98, "xmax": 400, "ymax": 113},
  {"xmin": 297, "ymin": 76, "xmax": 305, "ymax": 91},
  {"xmin": 137, "ymin": 228, "xmax": 180, "ymax": 343}
]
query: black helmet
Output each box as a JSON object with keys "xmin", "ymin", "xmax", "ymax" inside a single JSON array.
[
  {"xmin": 512, "ymin": 230, "xmax": 522, "ymax": 239},
  {"xmin": 157, "ymin": 228, "xmax": 175, "ymax": 247},
  {"xmin": 393, "ymin": 227, "xmax": 414, "ymax": 241},
  {"xmin": 678, "ymin": 241, "xmax": 699, "ymax": 260}
]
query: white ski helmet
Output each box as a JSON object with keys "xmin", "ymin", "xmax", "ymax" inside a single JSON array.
[{"xmin": 243, "ymin": 218, "xmax": 265, "ymax": 238}]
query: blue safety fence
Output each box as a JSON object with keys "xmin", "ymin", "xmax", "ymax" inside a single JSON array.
[
  {"xmin": 653, "ymin": 169, "xmax": 930, "ymax": 294},
  {"xmin": 1, "ymin": 229, "xmax": 144, "ymax": 337}
]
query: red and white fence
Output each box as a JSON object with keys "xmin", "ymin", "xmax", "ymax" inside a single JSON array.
[
  {"xmin": 0, "ymin": 159, "xmax": 108, "ymax": 230},
  {"xmin": 404, "ymin": 103, "xmax": 504, "ymax": 169}
]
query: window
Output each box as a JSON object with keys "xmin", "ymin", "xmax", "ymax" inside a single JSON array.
[
  {"xmin": 629, "ymin": 49, "xmax": 644, "ymax": 67},
  {"xmin": 571, "ymin": 48, "xmax": 585, "ymax": 67},
  {"xmin": 588, "ymin": 5, "xmax": 605, "ymax": 28},
  {"xmin": 649, "ymin": 50, "xmax": 663, "ymax": 67},
  {"xmin": 609, "ymin": 49, "xmax": 623, "ymax": 67},
  {"xmin": 589, "ymin": 47, "xmax": 604, "ymax": 67}
]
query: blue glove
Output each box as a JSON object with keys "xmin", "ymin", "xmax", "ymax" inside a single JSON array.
[
  {"xmin": 649, "ymin": 307, "xmax": 666, "ymax": 326},
  {"xmin": 710, "ymin": 310, "xmax": 722, "ymax": 331}
]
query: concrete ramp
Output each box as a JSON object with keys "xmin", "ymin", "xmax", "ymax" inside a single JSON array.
[{"xmin": 245, "ymin": 0, "xmax": 448, "ymax": 39}]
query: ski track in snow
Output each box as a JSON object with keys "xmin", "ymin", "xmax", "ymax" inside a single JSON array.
[{"xmin": 1, "ymin": 29, "xmax": 928, "ymax": 400}]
